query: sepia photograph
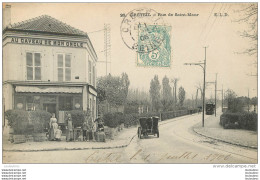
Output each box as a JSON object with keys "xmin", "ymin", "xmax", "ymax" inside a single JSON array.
[{"xmin": 2, "ymin": 2, "xmax": 257, "ymax": 166}]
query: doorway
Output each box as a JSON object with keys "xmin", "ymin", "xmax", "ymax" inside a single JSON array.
[{"xmin": 43, "ymin": 103, "xmax": 56, "ymax": 116}]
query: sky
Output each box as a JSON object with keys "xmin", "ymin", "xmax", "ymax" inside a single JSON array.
[{"xmin": 5, "ymin": 3, "xmax": 258, "ymax": 99}]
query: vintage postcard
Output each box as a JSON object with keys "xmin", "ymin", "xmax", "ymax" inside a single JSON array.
[{"xmin": 2, "ymin": 3, "xmax": 257, "ymax": 165}]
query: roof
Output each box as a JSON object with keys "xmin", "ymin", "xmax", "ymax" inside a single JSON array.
[{"xmin": 5, "ymin": 15, "xmax": 88, "ymax": 37}]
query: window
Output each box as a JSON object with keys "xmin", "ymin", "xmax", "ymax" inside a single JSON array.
[
  {"xmin": 59, "ymin": 96, "xmax": 72, "ymax": 111},
  {"xmin": 57, "ymin": 54, "xmax": 71, "ymax": 81},
  {"xmin": 89, "ymin": 97, "xmax": 92, "ymax": 114},
  {"xmin": 93, "ymin": 99, "xmax": 95, "ymax": 117},
  {"xmin": 26, "ymin": 52, "xmax": 41, "ymax": 80},
  {"xmin": 88, "ymin": 60, "xmax": 92, "ymax": 85}
]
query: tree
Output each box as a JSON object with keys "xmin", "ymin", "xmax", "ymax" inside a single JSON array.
[
  {"xmin": 251, "ymin": 97, "xmax": 257, "ymax": 112},
  {"xmin": 171, "ymin": 78, "xmax": 179, "ymax": 107},
  {"xmin": 97, "ymin": 73, "xmax": 130, "ymax": 108},
  {"xmin": 235, "ymin": 4, "xmax": 257, "ymax": 56},
  {"xmin": 225, "ymin": 89, "xmax": 237, "ymax": 112},
  {"xmin": 149, "ymin": 75, "xmax": 161, "ymax": 112},
  {"xmin": 162, "ymin": 76, "xmax": 173, "ymax": 111},
  {"xmin": 178, "ymin": 86, "xmax": 186, "ymax": 107},
  {"xmin": 235, "ymin": 4, "xmax": 257, "ymax": 77},
  {"xmin": 121, "ymin": 72, "xmax": 130, "ymax": 101}
]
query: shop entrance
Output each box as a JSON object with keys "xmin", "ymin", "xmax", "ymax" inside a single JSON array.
[{"xmin": 43, "ymin": 103, "xmax": 56, "ymax": 116}]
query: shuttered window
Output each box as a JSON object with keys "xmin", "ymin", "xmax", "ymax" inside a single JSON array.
[
  {"xmin": 26, "ymin": 52, "xmax": 41, "ymax": 80},
  {"xmin": 65, "ymin": 55, "xmax": 71, "ymax": 81},
  {"xmin": 57, "ymin": 54, "xmax": 71, "ymax": 81},
  {"xmin": 88, "ymin": 60, "xmax": 92, "ymax": 85},
  {"xmin": 93, "ymin": 66, "xmax": 96, "ymax": 87},
  {"xmin": 58, "ymin": 54, "xmax": 63, "ymax": 81}
]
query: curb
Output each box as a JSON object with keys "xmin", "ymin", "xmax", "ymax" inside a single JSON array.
[
  {"xmin": 192, "ymin": 126, "xmax": 258, "ymax": 149},
  {"xmin": 3, "ymin": 114, "xmax": 194, "ymax": 152},
  {"xmin": 3, "ymin": 134, "xmax": 137, "ymax": 152},
  {"xmin": 3, "ymin": 114, "xmax": 198, "ymax": 152}
]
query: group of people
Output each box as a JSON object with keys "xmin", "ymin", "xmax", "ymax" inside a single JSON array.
[
  {"xmin": 82, "ymin": 112, "xmax": 104, "ymax": 142},
  {"xmin": 49, "ymin": 113, "xmax": 62, "ymax": 141},
  {"xmin": 48, "ymin": 112, "xmax": 104, "ymax": 142}
]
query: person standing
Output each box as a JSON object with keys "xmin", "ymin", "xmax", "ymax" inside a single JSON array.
[
  {"xmin": 49, "ymin": 113, "xmax": 57, "ymax": 141},
  {"xmin": 66, "ymin": 114, "xmax": 73, "ymax": 141},
  {"xmin": 92, "ymin": 117, "xmax": 97, "ymax": 142},
  {"xmin": 52, "ymin": 120, "xmax": 58, "ymax": 140},
  {"xmin": 82, "ymin": 121, "xmax": 88, "ymax": 141}
]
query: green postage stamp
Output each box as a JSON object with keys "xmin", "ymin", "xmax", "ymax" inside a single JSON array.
[{"xmin": 137, "ymin": 24, "xmax": 172, "ymax": 67}]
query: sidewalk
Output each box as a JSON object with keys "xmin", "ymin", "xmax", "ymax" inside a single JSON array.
[
  {"xmin": 193, "ymin": 112, "xmax": 257, "ymax": 149},
  {"xmin": 3, "ymin": 127, "xmax": 137, "ymax": 152}
]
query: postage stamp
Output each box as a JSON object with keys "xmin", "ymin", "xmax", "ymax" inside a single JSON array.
[{"xmin": 137, "ymin": 24, "xmax": 171, "ymax": 67}]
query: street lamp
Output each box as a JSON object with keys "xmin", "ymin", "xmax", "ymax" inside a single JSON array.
[{"xmin": 184, "ymin": 47, "xmax": 208, "ymax": 127}]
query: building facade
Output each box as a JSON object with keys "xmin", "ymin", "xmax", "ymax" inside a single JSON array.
[{"xmin": 3, "ymin": 11, "xmax": 98, "ymax": 127}]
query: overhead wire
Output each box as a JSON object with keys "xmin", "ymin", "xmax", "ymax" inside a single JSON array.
[{"xmin": 203, "ymin": 3, "xmax": 224, "ymax": 44}]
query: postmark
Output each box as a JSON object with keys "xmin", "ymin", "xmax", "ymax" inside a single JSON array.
[
  {"xmin": 120, "ymin": 8, "xmax": 165, "ymax": 53},
  {"xmin": 137, "ymin": 24, "xmax": 172, "ymax": 67}
]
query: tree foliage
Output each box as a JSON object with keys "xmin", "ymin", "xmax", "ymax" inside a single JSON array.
[
  {"xmin": 162, "ymin": 76, "xmax": 173, "ymax": 111},
  {"xmin": 149, "ymin": 75, "xmax": 161, "ymax": 112},
  {"xmin": 178, "ymin": 86, "xmax": 186, "ymax": 107},
  {"xmin": 235, "ymin": 4, "xmax": 257, "ymax": 56},
  {"xmin": 97, "ymin": 73, "xmax": 130, "ymax": 107}
]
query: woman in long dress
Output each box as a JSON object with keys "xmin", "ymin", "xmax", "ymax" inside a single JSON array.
[{"xmin": 49, "ymin": 113, "xmax": 57, "ymax": 141}]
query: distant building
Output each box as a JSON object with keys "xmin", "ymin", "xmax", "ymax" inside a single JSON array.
[{"xmin": 3, "ymin": 5, "xmax": 98, "ymax": 127}]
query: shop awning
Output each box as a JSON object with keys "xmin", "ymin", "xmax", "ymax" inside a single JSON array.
[{"xmin": 15, "ymin": 86, "xmax": 82, "ymax": 94}]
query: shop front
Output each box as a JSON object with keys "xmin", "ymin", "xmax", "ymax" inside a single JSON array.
[{"xmin": 14, "ymin": 84, "xmax": 84, "ymax": 125}]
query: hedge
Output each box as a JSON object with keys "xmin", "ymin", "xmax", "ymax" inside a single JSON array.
[
  {"xmin": 29, "ymin": 110, "xmax": 52, "ymax": 133},
  {"xmin": 103, "ymin": 110, "xmax": 198, "ymax": 128},
  {"xmin": 220, "ymin": 112, "xmax": 257, "ymax": 131},
  {"xmin": 5, "ymin": 110, "xmax": 29, "ymax": 135}
]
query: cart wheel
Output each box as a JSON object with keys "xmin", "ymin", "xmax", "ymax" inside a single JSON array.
[
  {"xmin": 138, "ymin": 127, "xmax": 141, "ymax": 139},
  {"xmin": 157, "ymin": 131, "xmax": 159, "ymax": 138}
]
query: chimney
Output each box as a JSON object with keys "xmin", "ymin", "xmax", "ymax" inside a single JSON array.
[{"xmin": 3, "ymin": 4, "xmax": 11, "ymax": 30}]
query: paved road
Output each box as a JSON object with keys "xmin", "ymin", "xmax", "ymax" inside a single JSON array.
[{"xmin": 3, "ymin": 113, "xmax": 257, "ymax": 163}]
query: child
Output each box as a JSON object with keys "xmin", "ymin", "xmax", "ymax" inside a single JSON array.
[{"xmin": 55, "ymin": 126, "xmax": 62, "ymax": 141}]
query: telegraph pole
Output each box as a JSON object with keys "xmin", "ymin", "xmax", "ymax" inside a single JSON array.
[
  {"xmin": 215, "ymin": 73, "xmax": 217, "ymax": 117},
  {"xmin": 248, "ymin": 89, "xmax": 250, "ymax": 112},
  {"xmin": 184, "ymin": 47, "xmax": 207, "ymax": 127},
  {"xmin": 222, "ymin": 85, "xmax": 223, "ymax": 112},
  {"xmin": 104, "ymin": 23, "xmax": 111, "ymax": 75},
  {"xmin": 202, "ymin": 47, "xmax": 207, "ymax": 127}
]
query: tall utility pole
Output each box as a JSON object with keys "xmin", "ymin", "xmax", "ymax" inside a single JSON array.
[
  {"xmin": 104, "ymin": 23, "xmax": 111, "ymax": 75},
  {"xmin": 248, "ymin": 89, "xmax": 250, "ymax": 112},
  {"xmin": 184, "ymin": 47, "xmax": 207, "ymax": 127},
  {"xmin": 215, "ymin": 73, "xmax": 217, "ymax": 117},
  {"xmin": 221, "ymin": 85, "xmax": 224, "ymax": 112}
]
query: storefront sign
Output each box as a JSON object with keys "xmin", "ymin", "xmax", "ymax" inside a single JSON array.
[
  {"xmin": 9, "ymin": 37, "xmax": 84, "ymax": 48},
  {"xmin": 43, "ymin": 96, "xmax": 56, "ymax": 103}
]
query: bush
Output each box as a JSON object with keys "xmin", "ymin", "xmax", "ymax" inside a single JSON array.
[
  {"xmin": 103, "ymin": 113, "xmax": 120, "ymax": 128},
  {"xmin": 5, "ymin": 110, "xmax": 29, "ymax": 135},
  {"xmin": 220, "ymin": 112, "xmax": 257, "ymax": 131},
  {"xmin": 220, "ymin": 112, "xmax": 241, "ymax": 129},
  {"xmin": 240, "ymin": 112, "xmax": 257, "ymax": 131},
  {"xmin": 124, "ymin": 113, "xmax": 139, "ymax": 127},
  {"xmin": 29, "ymin": 110, "xmax": 52, "ymax": 133},
  {"xmin": 70, "ymin": 110, "xmax": 85, "ymax": 128}
]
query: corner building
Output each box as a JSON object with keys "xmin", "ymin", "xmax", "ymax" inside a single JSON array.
[{"xmin": 3, "ymin": 15, "xmax": 98, "ymax": 126}]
